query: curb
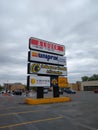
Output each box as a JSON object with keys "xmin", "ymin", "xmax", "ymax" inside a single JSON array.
[{"xmin": 25, "ymin": 97, "xmax": 72, "ymax": 105}]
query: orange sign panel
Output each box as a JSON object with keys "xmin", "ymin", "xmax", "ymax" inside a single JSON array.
[{"xmin": 58, "ymin": 77, "xmax": 68, "ymax": 88}]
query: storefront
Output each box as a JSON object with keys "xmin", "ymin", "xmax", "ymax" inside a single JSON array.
[{"xmin": 81, "ymin": 81, "xmax": 98, "ymax": 91}]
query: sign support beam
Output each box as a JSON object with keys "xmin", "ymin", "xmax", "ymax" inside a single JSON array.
[
  {"xmin": 37, "ymin": 87, "xmax": 44, "ymax": 98},
  {"xmin": 53, "ymin": 87, "xmax": 59, "ymax": 97}
]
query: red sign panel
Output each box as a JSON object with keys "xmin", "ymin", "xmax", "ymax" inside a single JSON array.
[{"xmin": 29, "ymin": 37, "xmax": 65, "ymax": 55}]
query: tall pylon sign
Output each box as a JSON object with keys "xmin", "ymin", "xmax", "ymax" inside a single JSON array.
[{"xmin": 27, "ymin": 37, "xmax": 68, "ymax": 98}]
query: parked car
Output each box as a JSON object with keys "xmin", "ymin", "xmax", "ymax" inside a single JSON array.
[
  {"xmin": 0, "ymin": 90, "xmax": 6, "ymax": 94},
  {"xmin": 64, "ymin": 88, "xmax": 76, "ymax": 94},
  {"xmin": 94, "ymin": 89, "xmax": 98, "ymax": 93},
  {"xmin": 13, "ymin": 90, "xmax": 22, "ymax": 95}
]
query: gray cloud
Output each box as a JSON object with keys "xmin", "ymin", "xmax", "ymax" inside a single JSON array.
[{"xmin": 0, "ymin": 0, "xmax": 98, "ymax": 84}]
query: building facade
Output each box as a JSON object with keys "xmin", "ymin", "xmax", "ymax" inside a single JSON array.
[
  {"xmin": 68, "ymin": 81, "xmax": 81, "ymax": 91},
  {"xmin": 4, "ymin": 83, "xmax": 26, "ymax": 91},
  {"xmin": 81, "ymin": 81, "xmax": 98, "ymax": 91}
]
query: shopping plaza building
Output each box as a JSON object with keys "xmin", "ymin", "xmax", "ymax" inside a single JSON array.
[
  {"xmin": 3, "ymin": 80, "xmax": 98, "ymax": 92},
  {"xmin": 3, "ymin": 83, "xmax": 26, "ymax": 91},
  {"xmin": 80, "ymin": 81, "xmax": 98, "ymax": 91},
  {"xmin": 69, "ymin": 80, "xmax": 98, "ymax": 91}
]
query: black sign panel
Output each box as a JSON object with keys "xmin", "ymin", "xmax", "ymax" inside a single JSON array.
[{"xmin": 50, "ymin": 76, "xmax": 58, "ymax": 87}]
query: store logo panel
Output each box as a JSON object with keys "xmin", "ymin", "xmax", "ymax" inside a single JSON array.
[
  {"xmin": 29, "ymin": 75, "xmax": 50, "ymax": 87},
  {"xmin": 29, "ymin": 50, "xmax": 66, "ymax": 65},
  {"xmin": 29, "ymin": 37, "xmax": 65, "ymax": 56},
  {"xmin": 50, "ymin": 76, "xmax": 58, "ymax": 87},
  {"xmin": 28, "ymin": 63, "xmax": 67, "ymax": 76},
  {"xmin": 58, "ymin": 77, "xmax": 68, "ymax": 88}
]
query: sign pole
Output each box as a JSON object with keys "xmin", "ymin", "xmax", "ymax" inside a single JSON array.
[
  {"xmin": 37, "ymin": 87, "xmax": 44, "ymax": 98},
  {"xmin": 53, "ymin": 87, "xmax": 59, "ymax": 97},
  {"xmin": 27, "ymin": 76, "xmax": 30, "ymax": 91}
]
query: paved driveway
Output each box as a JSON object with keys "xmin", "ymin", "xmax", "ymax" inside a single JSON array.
[{"xmin": 0, "ymin": 91, "xmax": 98, "ymax": 130}]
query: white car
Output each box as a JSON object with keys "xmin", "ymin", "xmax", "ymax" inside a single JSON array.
[{"xmin": 0, "ymin": 90, "xmax": 6, "ymax": 94}]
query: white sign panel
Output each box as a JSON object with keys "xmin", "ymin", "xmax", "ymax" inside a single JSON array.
[
  {"xmin": 58, "ymin": 56, "xmax": 66, "ymax": 65},
  {"xmin": 28, "ymin": 63, "xmax": 67, "ymax": 76},
  {"xmin": 29, "ymin": 37, "xmax": 65, "ymax": 55},
  {"xmin": 29, "ymin": 50, "xmax": 66, "ymax": 65},
  {"xmin": 29, "ymin": 75, "xmax": 50, "ymax": 87}
]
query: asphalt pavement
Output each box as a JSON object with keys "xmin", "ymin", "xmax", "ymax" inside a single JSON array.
[{"xmin": 0, "ymin": 91, "xmax": 98, "ymax": 130}]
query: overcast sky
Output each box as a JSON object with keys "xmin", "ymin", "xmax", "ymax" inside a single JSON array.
[{"xmin": 0, "ymin": 0, "xmax": 98, "ymax": 85}]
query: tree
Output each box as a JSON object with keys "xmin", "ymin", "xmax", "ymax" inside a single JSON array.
[
  {"xmin": 92, "ymin": 74, "xmax": 98, "ymax": 80},
  {"xmin": 81, "ymin": 76, "xmax": 89, "ymax": 81},
  {"xmin": 81, "ymin": 74, "xmax": 98, "ymax": 81},
  {"xmin": 0, "ymin": 85, "xmax": 3, "ymax": 91}
]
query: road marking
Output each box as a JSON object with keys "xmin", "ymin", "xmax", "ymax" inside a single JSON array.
[
  {"xmin": 0, "ymin": 116, "xmax": 63, "ymax": 129},
  {"xmin": 0, "ymin": 105, "xmax": 28, "ymax": 110},
  {"xmin": 0, "ymin": 109, "xmax": 48, "ymax": 117}
]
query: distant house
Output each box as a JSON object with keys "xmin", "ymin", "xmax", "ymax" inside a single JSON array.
[{"xmin": 4, "ymin": 83, "xmax": 26, "ymax": 91}]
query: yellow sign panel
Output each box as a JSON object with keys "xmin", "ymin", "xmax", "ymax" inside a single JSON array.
[{"xmin": 58, "ymin": 77, "xmax": 68, "ymax": 88}]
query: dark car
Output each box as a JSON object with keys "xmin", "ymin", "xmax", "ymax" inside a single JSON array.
[
  {"xmin": 13, "ymin": 90, "xmax": 22, "ymax": 95},
  {"xmin": 94, "ymin": 89, "xmax": 98, "ymax": 93},
  {"xmin": 64, "ymin": 88, "xmax": 76, "ymax": 94}
]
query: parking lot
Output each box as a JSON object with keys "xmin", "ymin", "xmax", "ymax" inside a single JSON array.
[{"xmin": 0, "ymin": 91, "xmax": 98, "ymax": 130}]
